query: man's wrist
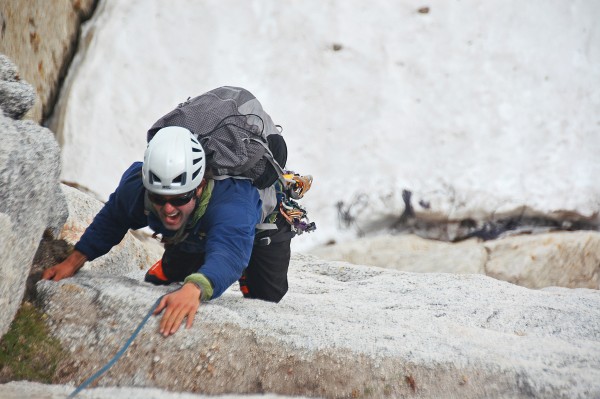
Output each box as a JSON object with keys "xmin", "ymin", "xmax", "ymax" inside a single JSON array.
[
  {"xmin": 66, "ymin": 250, "xmax": 88, "ymax": 273},
  {"xmin": 185, "ymin": 281, "xmax": 202, "ymax": 298},
  {"xmin": 184, "ymin": 273, "xmax": 213, "ymax": 301}
]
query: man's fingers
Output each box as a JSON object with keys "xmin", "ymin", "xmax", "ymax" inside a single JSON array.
[
  {"xmin": 44, "ymin": 267, "xmax": 72, "ymax": 281},
  {"xmin": 169, "ymin": 308, "xmax": 188, "ymax": 334},
  {"xmin": 159, "ymin": 305, "xmax": 172, "ymax": 334},
  {"xmin": 154, "ymin": 297, "xmax": 168, "ymax": 316},
  {"xmin": 160, "ymin": 305, "xmax": 198, "ymax": 336},
  {"xmin": 159, "ymin": 300, "xmax": 181, "ymax": 336},
  {"xmin": 161, "ymin": 306, "xmax": 183, "ymax": 336},
  {"xmin": 186, "ymin": 308, "xmax": 196, "ymax": 329},
  {"xmin": 41, "ymin": 268, "xmax": 55, "ymax": 280}
]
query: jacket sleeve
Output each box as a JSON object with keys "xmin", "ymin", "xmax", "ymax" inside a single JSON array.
[
  {"xmin": 199, "ymin": 180, "xmax": 261, "ymax": 299},
  {"xmin": 75, "ymin": 163, "xmax": 148, "ymax": 261}
]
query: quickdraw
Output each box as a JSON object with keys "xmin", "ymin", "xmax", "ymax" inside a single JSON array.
[
  {"xmin": 278, "ymin": 172, "xmax": 316, "ymax": 235},
  {"xmin": 284, "ymin": 173, "xmax": 313, "ymax": 200}
]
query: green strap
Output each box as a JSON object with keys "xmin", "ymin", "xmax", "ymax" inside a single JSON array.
[{"xmin": 190, "ymin": 179, "xmax": 214, "ymax": 225}]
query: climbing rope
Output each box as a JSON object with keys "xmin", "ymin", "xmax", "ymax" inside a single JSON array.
[{"xmin": 67, "ymin": 294, "xmax": 166, "ymax": 398}]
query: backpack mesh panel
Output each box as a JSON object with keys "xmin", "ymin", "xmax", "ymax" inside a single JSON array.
[{"xmin": 147, "ymin": 89, "xmax": 272, "ymax": 183}]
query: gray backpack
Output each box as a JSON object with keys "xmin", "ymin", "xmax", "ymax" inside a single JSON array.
[{"xmin": 147, "ymin": 86, "xmax": 287, "ymax": 190}]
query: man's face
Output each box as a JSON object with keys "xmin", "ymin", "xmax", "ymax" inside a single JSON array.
[{"xmin": 148, "ymin": 188, "xmax": 200, "ymax": 231}]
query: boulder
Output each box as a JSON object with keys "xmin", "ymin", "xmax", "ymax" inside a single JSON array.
[
  {"xmin": 311, "ymin": 231, "xmax": 600, "ymax": 290},
  {"xmin": 0, "ymin": 0, "xmax": 97, "ymax": 122},
  {"xmin": 0, "ymin": 56, "xmax": 67, "ymax": 339},
  {"xmin": 0, "ymin": 55, "xmax": 35, "ymax": 119},
  {"xmin": 36, "ymin": 255, "xmax": 600, "ymax": 398},
  {"xmin": 59, "ymin": 183, "xmax": 163, "ymax": 275},
  {"xmin": 484, "ymin": 231, "xmax": 600, "ymax": 289}
]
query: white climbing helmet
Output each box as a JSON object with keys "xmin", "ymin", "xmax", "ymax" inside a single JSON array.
[{"xmin": 142, "ymin": 126, "xmax": 205, "ymax": 195}]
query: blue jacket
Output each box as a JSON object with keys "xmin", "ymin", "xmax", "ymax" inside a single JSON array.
[{"xmin": 75, "ymin": 162, "xmax": 262, "ymax": 299}]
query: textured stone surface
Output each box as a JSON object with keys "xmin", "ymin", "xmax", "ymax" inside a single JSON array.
[
  {"xmin": 0, "ymin": 118, "xmax": 64, "ymax": 337},
  {"xmin": 310, "ymin": 234, "xmax": 486, "ymax": 274},
  {"xmin": 0, "ymin": 0, "xmax": 97, "ymax": 122},
  {"xmin": 311, "ymin": 231, "xmax": 600, "ymax": 290},
  {"xmin": 0, "ymin": 381, "xmax": 302, "ymax": 399},
  {"xmin": 0, "ymin": 55, "xmax": 35, "ymax": 119},
  {"xmin": 36, "ymin": 256, "xmax": 600, "ymax": 399},
  {"xmin": 0, "ymin": 56, "xmax": 67, "ymax": 339},
  {"xmin": 484, "ymin": 231, "xmax": 600, "ymax": 289}
]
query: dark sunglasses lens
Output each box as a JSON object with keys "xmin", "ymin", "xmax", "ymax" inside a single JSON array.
[
  {"xmin": 170, "ymin": 193, "xmax": 194, "ymax": 206},
  {"xmin": 148, "ymin": 191, "xmax": 194, "ymax": 206},
  {"xmin": 148, "ymin": 193, "xmax": 167, "ymax": 205}
]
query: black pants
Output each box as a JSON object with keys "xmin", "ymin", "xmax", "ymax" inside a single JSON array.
[
  {"xmin": 148, "ymin": 215, "xmax": 292, "ymax": 303},
  {"xmin": 241, "ymin": 215, "xmax": 292, "ymax": 302}
]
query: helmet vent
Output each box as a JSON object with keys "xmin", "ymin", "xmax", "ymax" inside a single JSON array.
[
  {"xmin": 172, "ymin": 173, "xmax": 186, "ymax": 185},
  {"xmin": 150, "ymin": 172, "xmax": 161, "ymax": 185},
  {"xmin": 192, "ymin": 168, "xmax": 202, "ymax": 181},
  {"xmin": 193, "ymin": 156, "xmax": 203, "ymax": 165}
]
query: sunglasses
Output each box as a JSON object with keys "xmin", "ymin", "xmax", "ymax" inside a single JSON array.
[{"xmin": 148, "ymin": 189, "xmax": 196, "ymax": 206}]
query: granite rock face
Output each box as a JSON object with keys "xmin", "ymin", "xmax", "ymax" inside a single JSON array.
[
  {"xmin": 0, "ymin": 0, "xmax": 97, "ymax": 122},
  {"xmin": 36, "ymin": 255, "xmax": 600, "ymax": 399},
  {"xmin": 0, "ymin": 56, "xmax": 67, "ymax": 339}
]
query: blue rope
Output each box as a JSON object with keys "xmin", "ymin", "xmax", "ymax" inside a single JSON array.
[{"xmin": 67, "ymin": 294, "xmax": 165, "ymax": 398}]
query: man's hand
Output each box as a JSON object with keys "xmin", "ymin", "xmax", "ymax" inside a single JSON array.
[
  {"xmin": 153, "ymin": 282, "xmax": 201, "ymax": 337},
  {"xmin": 42, "ymin": 250, "xmax": 87, "ymax": 281}
]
